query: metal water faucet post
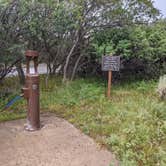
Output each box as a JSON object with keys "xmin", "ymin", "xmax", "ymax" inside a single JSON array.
[{"xmin": 22, "ymin": 50, "xmax": 40, "ymax": 131}]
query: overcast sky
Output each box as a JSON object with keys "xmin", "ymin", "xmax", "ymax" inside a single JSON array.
[{"xmin": 153, "ymin": 0, "xmax": 166, "ymax": 17}]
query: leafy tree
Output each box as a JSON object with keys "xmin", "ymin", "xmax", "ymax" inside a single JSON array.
[
  {"xmin": 0, "ymin": 0, "xmax": 25, "ymax": 83},
  {"xmin": 0, "ymin": 0, "xmax": 160, "ymax": 82},
  {"xmin": 93, "ymin": 19, "xmax": 166, "ymax": 78}
]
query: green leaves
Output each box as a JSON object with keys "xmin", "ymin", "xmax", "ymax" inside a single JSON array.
[{"xmin": 93, "ymin": 20, "xmax": 166, "ymax": 61}]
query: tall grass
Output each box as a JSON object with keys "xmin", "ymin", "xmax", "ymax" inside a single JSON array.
[{"xmin": 39, "ymin": 77, "xmax": 166, "ymax": 165}]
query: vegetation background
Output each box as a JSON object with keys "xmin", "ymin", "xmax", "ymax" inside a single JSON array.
[{"xmin": 0, "ymin": 0, "xmax": 166, "ymax": 165}]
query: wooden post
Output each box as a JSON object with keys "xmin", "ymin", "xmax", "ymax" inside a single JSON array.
[{"xmin": 107, "ymin": 70, "xmax": 112, "ymax": 98}]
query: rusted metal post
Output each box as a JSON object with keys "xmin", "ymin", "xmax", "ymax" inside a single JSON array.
[
  {"xmin": 107, "ymin": 70, "xmax": 112, "ymax": 98},
  {"xmin": 22, "ymin": 50, "xmax": 40, "ymax": 131}
]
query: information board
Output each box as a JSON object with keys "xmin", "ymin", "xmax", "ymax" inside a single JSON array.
[{"xmin": 102, "ymin": 56, "xmax": 120, "ymax": 71}]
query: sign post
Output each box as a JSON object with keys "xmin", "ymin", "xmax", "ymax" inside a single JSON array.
[
  {"xmin": 102, "ymin": 55, "xmax": 120, "ymax": 98},
  {"xmin": 107, "ymin": 71, "xmax": 112, "ymax": 98}
]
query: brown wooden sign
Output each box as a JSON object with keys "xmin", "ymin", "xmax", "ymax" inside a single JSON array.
[
  {"xmin": 102, "ymin": 55, "xmax": 120, "ymax": 98},
  {"xmin": 102, "ymin": 56, "xmax": 120, "ymax": 71}
]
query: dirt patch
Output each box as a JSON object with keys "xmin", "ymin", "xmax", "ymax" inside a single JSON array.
[{"xmin": 0, "ymin": 113, "xmax": 118, "ymax": 166}]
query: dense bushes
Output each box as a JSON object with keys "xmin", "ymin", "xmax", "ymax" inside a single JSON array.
[{"xmin": 92, "ymin": 20, "xmax": 166, "ymax": 79}]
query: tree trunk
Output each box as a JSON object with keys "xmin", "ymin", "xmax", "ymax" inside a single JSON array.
[
  {"xmin": 71, "ymin": 54, "xmax": 83, "ymax": 81},
  {"xmin": 16, "ymin": 62, "xmax": 25, "ymax": 85},
  {"xmin": 45, "ymin": 64, "xmax": 49, "ymax": 88},
  {"xmin": 63, "ymin": 31, "xmax": 79, "ymax": 83}
]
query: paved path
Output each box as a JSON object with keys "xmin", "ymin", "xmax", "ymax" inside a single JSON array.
[{"xmin": 0, "ymin": 113, "xmax": 118, "ymax": 166}]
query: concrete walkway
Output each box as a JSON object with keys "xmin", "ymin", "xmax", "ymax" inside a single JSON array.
[{"xmin": 0, "ymin": 113, "xmax": 118, "ymax": 166}]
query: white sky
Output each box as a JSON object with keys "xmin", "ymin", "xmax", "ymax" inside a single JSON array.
[{"xmin": 153, "ymin": 0, "xmax": 166, "ymax": 17}]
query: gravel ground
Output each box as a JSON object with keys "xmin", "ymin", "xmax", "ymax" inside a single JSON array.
[{"xmin": 0, "ymin": 113, "xmax": 118, "ymax": 166}]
